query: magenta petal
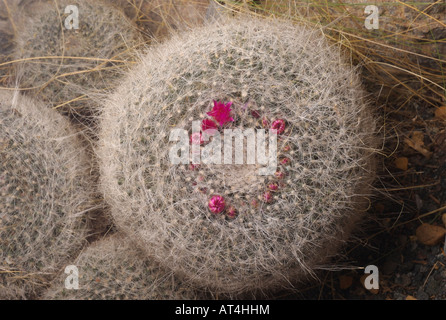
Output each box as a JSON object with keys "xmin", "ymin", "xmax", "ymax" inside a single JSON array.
[
  {"xmin": 209, "ymin": 195, "xmax": 225, "ymax": 214},
  {"xmin": 271, "ymin": 119, "xmax": 286, "ymax": 135},
  {"xmin": 207, "ymin": 100, "xmax": 234, "ymax": 127},
  {"xmin": 202, "ymin": 119, "xmax": 217, "ymax": 131}
]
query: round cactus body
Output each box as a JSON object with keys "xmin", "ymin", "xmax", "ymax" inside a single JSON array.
[
  {"xmin": 0, "ymin": 91, "xmax": 93, "ymax": 299},
  {"xmin": 14, "ymin": 0, "xmax": 141, "ymax": 124},
  {"xmin": 99, "ymin": 18, "xmax": 378, "ymax": 294},
  {"xmin": 43, "ymin": 234, "xmax": 205, "ymax": 300}
]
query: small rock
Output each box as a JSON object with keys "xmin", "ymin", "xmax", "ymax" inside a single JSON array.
[
  {"xmin": 434, "ymin": 272, "xmax": 443, "ymax": 281},
  {"xmin": 400, "ymin": 274, "xmax": 412, "ymax": 287},
  {"xmin": 414, "ymin": 271, "xmax": 423, "ymax": 282},
  {"xmin": 395, "ymin": 157, "xmax": 409, "ymax": 170},
  {"xmin": 416, "ymin": 289, "xmax": 429, "ymax": 300},
  {"xmin": 430, "ymin": 245, "xmax": 440, "ymax": 255},
  {"xmin": 393, "ymin": 292, "xmax": 406, "ymax": 300},
  {"xmin": 420, "ymin": 265, "xmax": 430, "ymax": 273},
  {"xmin": 425, "ymin": 278, "xmax": 440, "ymax": 296},
  {"xmin": 400, "ymin": 261, "xmax": 414, "ymax": 273},
  {"xmin": 415, "ymin": 223, "xmax": 446, "ymax": 246}
]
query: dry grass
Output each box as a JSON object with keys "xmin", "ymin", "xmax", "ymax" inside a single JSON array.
[{"xmin": 108, "ymin": 0, "xmax": 210, "ymax": 39}]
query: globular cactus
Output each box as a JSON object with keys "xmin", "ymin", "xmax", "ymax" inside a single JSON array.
[
  {"xmin": 43, "ymin": 234, "xmax": 206, "ymax": 300},
  {"xmin": 0, "ymin": 91, "xmax": 94, "ymax": 299},
  {"xmin": 98, "ymin": 18, "xmax": 378, "ymax": 295},
  {"xmin": 14, "ymin": 0, "xmax": 141, "ymax": 125}
]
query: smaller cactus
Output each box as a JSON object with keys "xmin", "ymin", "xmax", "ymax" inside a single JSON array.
[
  {"xmin": 0, "ymin": 91, "xmax": 94, "ymax": 299},
  {"xmin": 43, "ymin": 234, "xmax": 206, "ymax": 300},
  {"xmin": 14, "ymin": 0, "xmax": 141, "ymax": 125}
]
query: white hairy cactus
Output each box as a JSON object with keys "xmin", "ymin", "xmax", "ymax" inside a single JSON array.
[
  {"xmin": 43, "ymin": 234, "xmax": 206, "ymax": 300},
  {"xmin": 98, "ymin": 18, "xmax": 378, "ymax": 295},
  {"xmin": 14, "ymin": 0, "xmax": 141, "ymax": 124},
  {"xmin": 0, "ymin": 91, "xmax": 94, "ymax": 299}
]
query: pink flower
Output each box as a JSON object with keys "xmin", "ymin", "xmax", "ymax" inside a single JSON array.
[
  {"xmin": 280, "ymin": 158, "xmax": 290, "ymax": 166},
  {"xmin": 190, "ymin": 132, "xmax": 204, "ymax": 145},
  {"xmin": 227, "ymin": 206, "xmax": 237, "ymax": 219},
  {"xmin": 271, "ymin": 119, "xmax": 286, "ymax": 135},
  {"xmin": 208, "ymin": 195, "xmax": 225, "ymax": 214},
  {"xmin": 274, "ymin": 171, "xmax": 285, "ymax": 179},
  {"xmin": 263, "ymin": 191, "xmax": 273, "ymax": 203},
  {"xmin": 207, "ymin": 100, "xmax": 234, "ymax": 126},
  {"xmin": 268, "ymin": 183, "xmax": 279, "ymax": 192},
  {"xmin": 201, "ymin": 119, "xmax": 217, "ymax": 131}
]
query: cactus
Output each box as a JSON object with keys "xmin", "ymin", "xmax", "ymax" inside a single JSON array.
[
  {"xmin": 0, "ymin": 91, "xmax": 93, "ymax": 299},
  {"xmin": 43, "ymin": 234, "xmax": 206, "ymax": 300},
  {"xmin": 98, "ymin": 18, "xmax": 378, "ymax": 295},
  {"xmin": 14, "ymin": 0, "xmax": 141, "ymax": 125}
]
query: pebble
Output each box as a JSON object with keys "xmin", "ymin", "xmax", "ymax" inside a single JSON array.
[
  {"xmin": 416, "ymin": 223, "xmax": 446, "ymax": 246},
  {"xmin": 382, "ymin": 259, "xmax": 399, "ymax": 275},
  {"xmin": 425, "ymin": 278, "xmax": 440, "ymax": 296},
  {"xmin": 393, "ymin": 292, "xmax": 406, "ymax": 300},
  {"xmin": 416, "ymin": 289, "xmax": 429, "ymax": 300},
  {"xmin": 400, "ymin": 261, "xmax": 414, "ymax": 273},
  {"xmin": 420, "ymin": 265, "xmax": 429, "ymax": 273},
  {"xmin": 400, "ymin": 274, "xmax": 412, "ymax": 287}
]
